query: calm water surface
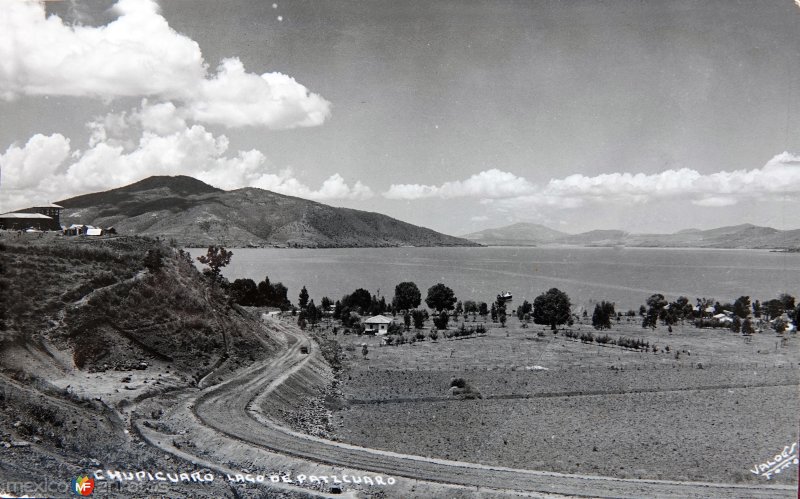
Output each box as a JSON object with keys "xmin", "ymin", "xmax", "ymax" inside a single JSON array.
[{"xmin": 187, "ymin": 246, "xmax": 800, "ymax": 311}]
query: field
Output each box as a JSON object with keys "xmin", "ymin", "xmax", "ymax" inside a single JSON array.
[{"xmin": 329, "ymin": 315, "xmax": 800, "ymax": 484}]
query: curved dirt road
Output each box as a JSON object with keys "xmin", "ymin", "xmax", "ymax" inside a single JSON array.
[{"xmin": 183, "ymin": 318, "xmax": 794, "ymax": 498}]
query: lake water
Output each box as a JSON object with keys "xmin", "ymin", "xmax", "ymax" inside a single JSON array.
[{"xmin": 187, "ymin": 246, "xmax": 800, "ymax": 312}]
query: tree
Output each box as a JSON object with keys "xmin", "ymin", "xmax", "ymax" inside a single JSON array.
[
  {"xmin": 333, "ymin": 300, "xmax": 343, "ymax": 320},
  {"xmin": 742, "ymin": 318, "xmax": 755, "ymax": 335},
  {"xmin": 143, "ymin": 247, "xmax": 165, "ymax": 273},
  {"xmin": 306, "ymin": 300, "xmax": 321, "ymax": 327},
  {"xmin": 532, "ymin": 288, "xmax": 572, "ymax": 330},
  {"xmin": 516, "ymin": 300, "xmax": 532, "ymax": 320},
  {"xmin": 592, "ymin": 301, "xmax": 615, "ymax": 330},
  {"xmin": 361, "ymin": 344, "xmax": 369, "ymax": 359},
  {"xmin": 752, "ymin": 300, "xmax": 762, "ymax": 318},
  {"xmin": 478, "ymin": 302, "xmax": 489, "ymax": 319},
  {"xmin": 196, "ymin": 246, "xmax": 232, "ymax": 283},
  {"xmin": 392, "ymin": 282, "xmax": 421, "ymax": 311},
  {"xmin": 671, "ymin": 296, "xmax": 692, "ymax": 323},
  {"xmin": 433, "ymin": 311, "xmax": 449, "ymax": 330},
  {"xmin": 644, "ymin": 294, "xmax": 668, "ymax": 329},
  {"xmin": 403, "ymin": 313, "xmax": 411, "ymax": 331},
  {"xmin": 763, "ymin": 298, "xmax": 785, "ymax": 320},
  {"xmin": 463, "ymin": 300, "xmax": 478, "ymax": 316},
  {"xmin": 230, "ymin": 278, "xmax": 259, "ymax": 306},
  {"xmin": 321, "ymin": 296, "xmax": 332, "ymax": 312},
  {"xmin": 733, "ymin": 296, "xmax": 751, "ymax": 319},
  {"xmin": 490, "ymin": 303, "xmax": 497, "ymax": 323},
  {"xmin": 342, "ymin": 288, "xmax": 372, "ymax": 313},
  {"xmin": 412, "ymin": 309, "xmax": 425, "ymax": 330},
  {"xmin": 425, "ymin": 283, "xmax": 457, "ymax": 312},
  {"xmin": 498, "ymin": 306, "xmax": 507, "ymax": 327},
  {"xmin": 730, "ymin": 315, "xmax": 741, "ymax": 334},
  {"xmin": 779, "ymin": 294, "xmax": 796, "ymax": 313},
  {"xmin": 455, "ymin": 301, "xmax": 463, "ymax": 318},
  {"xmin": 298, "ymin": 286, "xmax": 309, "ymax": 309}
]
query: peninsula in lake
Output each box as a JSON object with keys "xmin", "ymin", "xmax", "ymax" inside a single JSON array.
[{"xmin": 57, "ymin": 176, "xmax": 479, "ymax": 248}]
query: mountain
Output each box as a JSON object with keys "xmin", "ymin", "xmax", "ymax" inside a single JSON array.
[
  {"xmin": 461, "ymin": 222, "xmax": 567, "ymax": 246},
  {"xmin": 57, "ymin": 176, "xmax": 479, "ymax": 248},
  {"xmin": 463, "ymin": 222, "xmax": 800, "ymax": 249}
]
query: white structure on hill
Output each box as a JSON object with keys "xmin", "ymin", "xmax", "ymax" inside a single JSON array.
[{"xmin": 364, "ymin": 314, "xmax": 394, "ymax": 335}]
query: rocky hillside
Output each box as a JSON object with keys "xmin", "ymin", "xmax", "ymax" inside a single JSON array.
[
  {"xmin": 58, "ymin": 176, "xmax": 478, "ymax": 248},
  {"xmin": 463, "ymin": 222, "xmax": 800, "ymax": 249},
  {"xmin": 0, "ymin": 235, "xmax": 283, "ymax": 496}
]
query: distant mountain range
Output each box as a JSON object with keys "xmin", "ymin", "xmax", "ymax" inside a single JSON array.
[
  {"xmin": 57, "ymin": 176, "xmax": 478, "ymax": 248},
  {"xmin": 463, "ymin": 222, "xmax": 800, "ymax": 249}
]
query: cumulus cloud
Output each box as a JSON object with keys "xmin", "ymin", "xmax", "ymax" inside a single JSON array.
[
  {"xmin": 253, "ymin": 172, "xmax": 373, "ymax": 201},
  {"xmin": 382, "ymin": 154, "xmax": 800, "ymax": 209},
  {"xmin": 0, "ymin": 0, "xmax": 330, "ymax": 129},
  {"xmin": 384, "ymin": 169, "xmax": 535, "ymax": 200},
  {"xmin": 0, "ymin": 116, "xmax": 370, "ymax": 211}
]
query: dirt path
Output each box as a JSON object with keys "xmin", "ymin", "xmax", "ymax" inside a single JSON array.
[{"xmin": 139, "ymin": 318, "xmax": 796, "ymax": 498}]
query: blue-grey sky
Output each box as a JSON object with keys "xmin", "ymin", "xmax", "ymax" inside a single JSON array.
[{"xmin": 1, "ymin": 0, "xmax": 798, "ymax": 234}]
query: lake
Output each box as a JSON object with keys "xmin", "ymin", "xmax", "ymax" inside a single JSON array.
[{"xmin": 187, "ymin": 246, "xmax": 800, "ymax": 312}]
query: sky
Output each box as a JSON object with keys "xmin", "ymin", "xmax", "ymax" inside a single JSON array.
[{"xmin": 0, "ymin": 0, "xmax": 798, "ymax": 235}]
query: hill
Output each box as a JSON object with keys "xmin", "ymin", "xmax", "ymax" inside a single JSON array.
[
  {"xmin": 0, "ymin": 236, "xmax": 278, "ymax": 495},
  {"xmin": 463, "ymin": 222, "xmax": 800, "ymax": 249},
  {"xmin": 461, "ymin": 223, "xmax": 567, "ymax": 246},
  {"xmin": 57, "ymin": 176, "xmax": 478, "ymax": 248}
]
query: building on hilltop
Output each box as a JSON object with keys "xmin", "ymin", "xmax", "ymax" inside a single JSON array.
[
  {"xmin": 0, "ymin": 203, "xmax": 63, "ymax": 231},
  {"xmin": 0, "ymin": 212, "xmax": 56, "ymax": 231},
  {"xmin": 29, "ymin": 203, "xmax": 63, "ymax": 227}
]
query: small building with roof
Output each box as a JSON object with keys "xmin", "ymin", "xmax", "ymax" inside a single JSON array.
[{"xmin": 364, "ymin": 314, "xmax": 394, "ymax": 335}]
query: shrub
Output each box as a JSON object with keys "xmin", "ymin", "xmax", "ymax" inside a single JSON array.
[{"xmin": 595, "ymin": 334, "xmax": 611, "ymax": 344}]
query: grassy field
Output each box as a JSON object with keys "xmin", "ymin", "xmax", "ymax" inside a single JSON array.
[{"xmin": 327, "ymin": 314, "xmax": 800, "ymax": 483}]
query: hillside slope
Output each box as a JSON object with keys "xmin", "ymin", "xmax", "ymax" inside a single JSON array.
[
  {"xmin": 58, "ymin": 176, "xmax": 478, "ymax": 248},
  {"xmin": 0, "ymin": 235, "xmax": 284, "ymax": 496}
]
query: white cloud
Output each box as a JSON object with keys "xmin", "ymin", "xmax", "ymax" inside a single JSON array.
[
  {"xmin": 253, "ymin": 171, "xmax": 373, "ymax": 201},
  {"xmin": 382, "ymin": 154, "xmax": 800, "ymax": 209},
  {"xmin": 189, "ymin": 58, "xmax": 331, "ymax": 128},
  {"xmin": 0, "ymin": 117, "xmax": 371, "ymax": 211},
  {"xmin": 0, "ymin": 134, "xmax": 71, "ymax": 191},
  {"xmin": 384, "ymin": 169, "xmax": 535, "ymax": 200},
  {"xmin": 0, "ymin": 0, "xmax": 330, "ymax": 129},
  {"xmin": 691, "ymin": 196, "xmax": 737, "ymax": 207}
]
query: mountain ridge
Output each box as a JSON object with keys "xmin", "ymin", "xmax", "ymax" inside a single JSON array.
[
  {"xmin": 463, "ymin": 222, "xmax": 800, "ymax": 249},
  {"xmin": 57, "ymin": 176, "xmax": 479, "ymax": 248}
]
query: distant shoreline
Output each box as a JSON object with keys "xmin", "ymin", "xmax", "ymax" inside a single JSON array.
[{"xmin": 182, "ymin": 243, "xmax": 798, "ymax": 252}]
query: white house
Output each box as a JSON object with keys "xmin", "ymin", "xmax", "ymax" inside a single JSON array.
[{"xmin": 364, "ymin": 314, "xmax": 394, "ymax": 335}]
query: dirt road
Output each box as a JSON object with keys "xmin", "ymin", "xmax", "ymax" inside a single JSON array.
[{"xmin": 143, "ymin": 318, "xmax": 796, "ymax": 498}]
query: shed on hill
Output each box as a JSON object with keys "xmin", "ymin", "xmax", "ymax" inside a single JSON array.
[{"xmin": 364, "ymin": 314, "xmax": 394, "ymax": 335}]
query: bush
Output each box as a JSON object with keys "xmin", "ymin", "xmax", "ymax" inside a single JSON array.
[
  {"xmin": 595, "ymin": 334, "xmax": 611, "ymax": 344},
  {"xmin": 450, "ymin": 377, "xmax": 467, "ymax": 389},
  {"xmin": 433, "ymin": 311, "xmax": 449, "ymax": 330}
]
